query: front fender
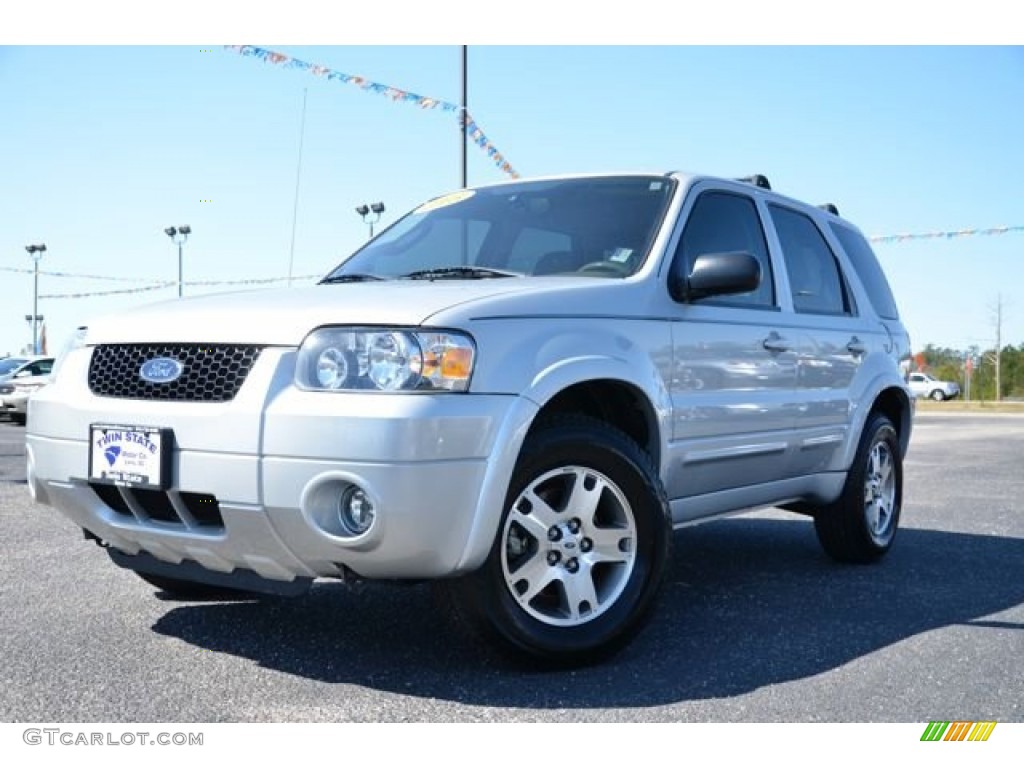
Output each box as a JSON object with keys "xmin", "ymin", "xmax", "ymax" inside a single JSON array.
[{"xmin": 455, "ymin": 323, "xmax": 672, "ymax": 572}]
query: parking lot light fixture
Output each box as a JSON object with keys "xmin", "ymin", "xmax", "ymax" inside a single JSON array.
[
  {"xmin": 24, "ymin": 243, "xmax": 47, "ymax": 355},
  {"xmin": 356, "ymin": 202, "xmax": 385, "ymax": 239},
  {"xmin": 164, "ymin": 225, "xmax": 191, "ymax": 297}
]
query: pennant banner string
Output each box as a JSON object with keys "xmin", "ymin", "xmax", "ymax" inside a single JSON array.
[
  {"xmin": 0, "ymin": 267, "xmax": 174, "ymax": 282},
  {"xmin": 38, "ymin": 275, "xmax": 320, "ymax": 300},
  {"xmin": 869, "ymin": 225, "xmax": 1024, "ymax": 243},
  {"xmin": 15, "ymin": 225, "xmax": 1023, "ymax": 300},
  {"xmin": 39, "ymin": 283, "xmax": 176, "ymax": 299},
  {"xmin": 224, "ymin": 45, "xmax": 519, "ymax": 179}
]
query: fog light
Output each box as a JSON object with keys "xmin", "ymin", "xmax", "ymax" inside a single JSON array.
[{"xmin": 338, "ymin": 486, "xmax": 375, "ymax": 535}]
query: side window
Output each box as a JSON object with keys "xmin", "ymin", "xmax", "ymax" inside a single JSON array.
[
  {"xmin": 769, "ymin": 205, "xmax": 852, "ymax": 316},
  {"xmin": 830, "ymin": 222, "xmax": 900, "ymax": 320},
  {"xmin": 673, "ymin": 191, "xmax": 775, "ymax": 308}
]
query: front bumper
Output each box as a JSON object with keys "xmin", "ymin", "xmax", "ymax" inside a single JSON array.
[
  {"xmin": 27, "ymin": 346, "xmax": 536, "ymax": 583},
  {"xmin": 1, "ymin": 392, "xmax": 29, "ymax": 416}
]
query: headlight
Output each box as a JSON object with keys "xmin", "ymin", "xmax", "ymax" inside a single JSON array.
[{"xmin": 296, "ymin": 327, "xmax": 475, "ymax": 392}]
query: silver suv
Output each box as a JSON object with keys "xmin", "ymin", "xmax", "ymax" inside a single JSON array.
[{"xmin": 27, "ymin": 172, "xmax": 913, "ymax": 664}]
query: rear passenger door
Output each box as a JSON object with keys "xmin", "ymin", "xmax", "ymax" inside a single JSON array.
[{"xmin": 766, "ymin": 204, "xmax": 879, "ymax": 474}]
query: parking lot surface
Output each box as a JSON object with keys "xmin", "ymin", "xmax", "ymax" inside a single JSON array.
[{"xmin": 1, "ymin": 411, "xmax": 1021, "ymax": 722}]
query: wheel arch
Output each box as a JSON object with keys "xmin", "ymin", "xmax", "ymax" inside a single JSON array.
[
  {"xmin": 869, "ymin": 385, "xmax": 913, "ymax": 459},
  {"xmin": 839, "ymin": 383, "xmax": 912, "ymax": 471},
  {"xmin": 529, "ymin": 378, "xmax": 664, "ymax": 472},
  {"xmin": 456, "ymin": 360, "xmax": 669, "ymax": 574}
]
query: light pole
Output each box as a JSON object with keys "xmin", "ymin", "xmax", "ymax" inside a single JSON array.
[
  {"xmin": 164, "ymin": 225, "xmax": 191, "ymax": 297},
  {"xmin": 24, "ymin": 243, "xmax": 46, "ymax": 355},
  {"xmin": 355, "ymin": 203, "xmax": 385, "ymax": 239}
]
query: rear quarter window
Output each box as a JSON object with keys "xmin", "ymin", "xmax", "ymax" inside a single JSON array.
[{"xmin": 830, "ymin": 222, "xmax": 900, "ymax": 320}]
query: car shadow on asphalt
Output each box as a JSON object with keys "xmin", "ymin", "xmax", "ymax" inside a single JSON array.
[{"xmin": 150, "ymin": 517, "xmax": 1024, "ymax": 708}]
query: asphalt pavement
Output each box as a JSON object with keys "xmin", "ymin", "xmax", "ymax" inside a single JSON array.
[{"xmin": 1, "ymin": 411, "xmax": 1021, "ymax": 722}]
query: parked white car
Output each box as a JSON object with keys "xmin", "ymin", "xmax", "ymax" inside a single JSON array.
[
  {"xmin": 908, "ymin": 371, "xmax": 960, "ymax": 401},
  {"xmin": 26, "ymin": 172, "xmax": 913, "ymax": 664}
]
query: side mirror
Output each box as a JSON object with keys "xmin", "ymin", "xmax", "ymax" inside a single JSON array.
[{"xmin": 676, "ymin": 251, "xmax": 761, "ymax": 303}]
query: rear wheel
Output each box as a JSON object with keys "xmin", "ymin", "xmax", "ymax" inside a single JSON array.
[
  {"xmin": 439, "ymin": 416, "xmax": 671, "ymax": 666},
  {"xmin": 814, "ymin": 413, "xmax": 902, "ymax": 563},
  {"xmin": 929, "ymin": 389, "xmax": 945, "ymax": 401}
]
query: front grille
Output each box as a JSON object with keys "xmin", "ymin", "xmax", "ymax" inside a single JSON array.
[
  {"xmin": 91, "ymin": 482, "xmax": 132, "ymax": 516},
  {"xmin": 180, "ymin": 492, "xmax": 223, "ymax": 527},
  {"xmin": 89, "ymin": 343, "xmax": 263, "ymax": 402},
  {"xmin": 132, "ymin": 488, "xmax": 180, "ymax": 523},
  {"xmin": 90, "ymin": 482, "xmax": 224, "ymax": 530}
]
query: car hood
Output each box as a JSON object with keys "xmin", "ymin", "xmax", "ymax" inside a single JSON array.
[{"xmin": 83, "ymin": 281, "xmax": 545, "ymax": 346}]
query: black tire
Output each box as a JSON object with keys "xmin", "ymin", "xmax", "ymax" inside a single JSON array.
[
  {"xmin": 814, "ymin": 413, "xmax": 902, "ymax": 563},
  {"xmin": 11, "ymin": 413, "xmax": 26, "ymax": 426},
  {"xmin": 133, "ymin": 570, "xmax": 252, "ymax": 599},
  {"xmin": 929, "ymin": 389, "xmax": 945, "ymax": 402},
  {"xmin": 439, "ymin": 415, "xmax": 671, "ymax": 666}
]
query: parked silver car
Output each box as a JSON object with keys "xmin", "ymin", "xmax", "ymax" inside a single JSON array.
[
  {"xmin": 908, "ymin": 371, "xmax": 960, "ymax": 401},
  {"xmin": 0, "ymin": 357, "xmax": 30, "ymax": 378},
  {"xmin": 26, "ymin": 172, "xmax": 913, "ymax": 664},
  {"xmin": 0, "ymin": 373, "xmax": 51, "ymax": 425},
  {"xmin": 0, "ymin": 356, "xmax": 54, "ymax": 382}
]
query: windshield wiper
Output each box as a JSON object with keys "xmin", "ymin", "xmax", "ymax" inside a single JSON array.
[
  {"xmin": 319, "ymin": 273, "xmax": 388, "ymax": 284},
  {"xmin": 400, "ymin": 266, "xmax": 521, "ymax": 280}
]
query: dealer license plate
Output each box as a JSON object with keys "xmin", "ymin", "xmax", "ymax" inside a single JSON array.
[{"xmin": 88, "ymin": 424, "xmax": 172, "ymax": 490}]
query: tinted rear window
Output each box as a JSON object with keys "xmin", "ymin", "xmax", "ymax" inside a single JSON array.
[{"xmin": 830, "ymin": 223, "xmax": 900, "ymax": 320}]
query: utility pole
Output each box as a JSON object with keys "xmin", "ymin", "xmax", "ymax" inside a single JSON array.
[
  {"xmin": 982, "ymin": 295, "xmax": 1004, "ymax": 401},
  {"xmin": 993, "ymin": 294, "xmax": 1002, "ymax": 402},
  {"xmin": 288, "ymin": 87, "xmax": 308, "ymax": 287},
  {"xmin": 460, "ymin": 44, "xmax": 467, "ymax": 189}
]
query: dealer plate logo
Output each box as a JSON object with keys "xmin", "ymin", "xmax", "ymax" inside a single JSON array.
[{"xmin": 139, "ymin": 357, "xmax": 184, "ymax": 384}]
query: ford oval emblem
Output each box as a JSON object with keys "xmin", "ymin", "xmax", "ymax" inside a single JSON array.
[{"xmin": 139, "ymin": 357, "xmax": 184, "ymax": 384}]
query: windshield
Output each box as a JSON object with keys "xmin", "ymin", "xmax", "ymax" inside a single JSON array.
[
  {"xmin": 324, "ymin": 176, "xmax": 676, "ymax": 281},
  {"xmin": 0, "ymin": 358, "xmax": 27, "ymax": 376}
]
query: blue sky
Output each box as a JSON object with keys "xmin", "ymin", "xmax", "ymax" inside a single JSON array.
[{"xmin": 2, "ymin": 38, "xmax": 1022, "ymax": 358}]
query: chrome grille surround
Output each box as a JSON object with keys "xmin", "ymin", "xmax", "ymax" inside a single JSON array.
[{"xmin": 88, "ymin": 344, "xmax": 263, "ymax": 402}]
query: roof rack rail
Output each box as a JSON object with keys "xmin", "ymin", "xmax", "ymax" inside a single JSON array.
[
  {"xmin": 818, "ymin": 203, "xmax": 840, "ymax": 216},
  {"xmin": 736, "ymin": 174, "xmax": 771, "ymax": 190}
]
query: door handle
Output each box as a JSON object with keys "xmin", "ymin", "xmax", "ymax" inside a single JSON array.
[
  {"xmin": 762, "ymin": 332, "xmax": 792, "ymax": 353},
  {"xmin": 847, "ymin": 337, "xmax": 867, "ymax": 356}
]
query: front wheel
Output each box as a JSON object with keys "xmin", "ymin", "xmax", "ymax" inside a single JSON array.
[
  {"xmin": 814, "ymin": 413, "xmax": 902, "ymax": 563},
  {"xmin": 440, "ymin": 416, "xmax": 671, "ymax": 665},
  {"xmin": 929, "ymin": 389, "xmax": 946, "ymax": 401}
]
